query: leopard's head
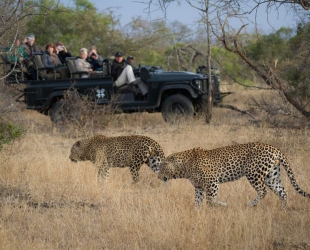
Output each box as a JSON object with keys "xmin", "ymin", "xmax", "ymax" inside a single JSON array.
[{"xmin": 158, "ymin": 160, "xmax": 178, "ymax": 182}]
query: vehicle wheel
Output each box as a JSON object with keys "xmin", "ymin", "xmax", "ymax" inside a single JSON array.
[
  {"xmin": 50, "ymin": 101, "xmax": 66, "ymax": 123},
  {"xmin": 162, "ymin": 94, "xmax": 194, "ymax": 123}
]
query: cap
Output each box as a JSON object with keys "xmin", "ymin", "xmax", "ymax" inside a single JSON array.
[
  {"xmin": 115, "ymin": 52, "xmax": 123, "ymax": 57},
  {"xmin": 27, "ymin": 33, "xmax": 35, "ymax": 41},
  {"xmin": 127, "ymin": 56, "xmax": 134, "ymax": 60}
]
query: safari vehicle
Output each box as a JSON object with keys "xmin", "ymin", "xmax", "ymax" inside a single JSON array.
[{"xmin": 21, "ymin": 60, "xmax": 222, "ymax": 123}]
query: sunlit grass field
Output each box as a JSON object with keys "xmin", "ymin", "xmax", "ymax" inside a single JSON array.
[{"xmin": 1, "ymin": 85, "xmax": 310, "ymax": 249}]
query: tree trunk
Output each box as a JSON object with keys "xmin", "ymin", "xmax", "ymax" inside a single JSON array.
[{"xmin": 205, "ymin": 0, "xmax": 213, "ymax": 123}]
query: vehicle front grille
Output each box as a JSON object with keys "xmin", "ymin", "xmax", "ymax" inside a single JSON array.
[{"xmin": 202, "ymin": 79, "xmax": 207, "ymax": 92}]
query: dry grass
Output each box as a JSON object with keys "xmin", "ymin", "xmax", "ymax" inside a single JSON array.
[{"xmin": 0, "ymin": 84, "xmax": 310, "ymax": 249}]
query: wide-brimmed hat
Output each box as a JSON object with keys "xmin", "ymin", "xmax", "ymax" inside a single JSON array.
[{"xmin": 127, "ymin": 56, "xmax": 134, "ymax": 60}]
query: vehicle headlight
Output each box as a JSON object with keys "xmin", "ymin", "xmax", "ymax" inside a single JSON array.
[{"xmin": 193, "ymin": 79, "xmax": 202, "ymax": 89}]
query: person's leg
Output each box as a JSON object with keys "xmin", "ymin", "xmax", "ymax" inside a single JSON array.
[
  {"xmin": 125, "ymin": 65, "xmax": 136, "ymax": 83},
  {"xmin": 135, "ymin": 78, "xmax": 148, "ymax": 95},
  {"xmin": 114, "ymin": 66, "xmax": 136, "ymax": 87}
]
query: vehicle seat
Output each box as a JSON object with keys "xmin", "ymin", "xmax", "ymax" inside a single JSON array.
[
  {"xmin": 65, "ymin": 57, "xmax": 89, "ymax": 78},
  {"xmin": 139, "ymin": 67, "xmax": 149, "ymax": 83},
  {"xmin": 102, "ymin": 58, "xmax": 111, "ymax": 76}
]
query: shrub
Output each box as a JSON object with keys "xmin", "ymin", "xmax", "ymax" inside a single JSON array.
[{"xmin": 0, "ymin": 122, "xmax": 25, "ymax": 150}]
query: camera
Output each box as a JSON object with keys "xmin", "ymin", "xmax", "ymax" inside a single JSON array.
[{"xmin": 91, "ymin": 52, "xmax": 96, "ymax": 56}]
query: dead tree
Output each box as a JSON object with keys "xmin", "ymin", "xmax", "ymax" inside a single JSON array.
[{"xmin": 217, "ymin": 19, "xmax": 310, "ymax": 120}]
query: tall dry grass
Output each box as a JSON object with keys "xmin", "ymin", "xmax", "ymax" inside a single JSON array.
[{"xmin": 0, "ymin": 85, "xmax": 310, "ymax": 249}]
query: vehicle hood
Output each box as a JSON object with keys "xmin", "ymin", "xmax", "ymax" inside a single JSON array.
[{"xmin": 150, "ymin": 71, "xmax": 205, "ymax": 81}]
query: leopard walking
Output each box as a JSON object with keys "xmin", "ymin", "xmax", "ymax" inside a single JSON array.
[
  {"xmin": 70, "ymin": 135, "xmax": 165, "ymax": 183},
  {"xmin": 158, "ymin": 142, "xmax": 310, "ymax": 208}
]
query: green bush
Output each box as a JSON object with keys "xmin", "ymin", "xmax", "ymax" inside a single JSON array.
[{"xmin": 0, "ymin": 122, "xmax": 26, "ymax": 150}]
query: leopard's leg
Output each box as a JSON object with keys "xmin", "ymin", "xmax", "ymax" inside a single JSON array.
[
  {"xmin": 97, "ymin": 162, "xmax": 110, "ymax": 181},
  {"xmin": 205, "ymin": 180, "xmax": 227, "ymax": 207},
  {"xmin": 246, "ymin": 173, "xmax": 267, "ymax": 206},
  {"xmin": 129, "ymin": 164, "xmax": 142, "ymax": 184},
  {"xmin": 265, "ymin": 163, "xmax": 287, "ymax": 208},
  {"xmin": 195, "ymin": 187, "xmax": 205, "ymax": 206}
]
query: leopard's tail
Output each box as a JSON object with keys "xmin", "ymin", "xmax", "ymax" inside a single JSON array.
[{"xmin": 280, "ymin": 152, "xmax": 310, "ymax": 198}]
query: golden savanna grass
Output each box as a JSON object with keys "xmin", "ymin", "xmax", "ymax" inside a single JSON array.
[{"xmin": 0, "ymin": 85, "xmax": 310, "ymax": 249}]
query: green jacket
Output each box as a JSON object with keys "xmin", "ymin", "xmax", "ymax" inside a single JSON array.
[{"xmin": 5, "ymin": 45, "xmax": 28, "ymax": 63}]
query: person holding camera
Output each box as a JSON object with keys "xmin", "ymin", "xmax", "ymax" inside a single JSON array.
[
  {"xmin": 42, "ymin": 43, "xmax": 69, "ymax": 79},
  {"xmin": 55, "ymin": 41, "xmax": 72, "ymax": 64},
  {"xmin": 22, "ymin": 34, "xmax": 41, "ymax": 60},
  {"xmin": 22, "ymin": 33, "xmax": 42, "ymax": 80},
  {"xmin": 87, "ymin": 46, "xmax": 103, "ymax": 71}
]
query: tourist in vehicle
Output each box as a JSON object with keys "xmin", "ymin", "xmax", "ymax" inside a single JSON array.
[
  {"xmin": 126, "ymin": 55, "xmax": 134, "ymax": 68},
  {"xmin": 75, "ymin": 48, "xmax": 93, "ymax": 78},
  {"xmin": 42, "ymin": 43, "xmax": 69, "ymax": 79},
  {"xmin": 126, "ymin": 55, "xmax": 140, "ymax": 76},
  {"xmin": 22, "ymin": 34, "xmax": 41, "ymax": 61},
  {"xmin": 6, "ymin": 38, "xmax": 28, "ymax": 64},
  {"xmin": 87, "ymin": 46, "xmax": 103, "ymax": 71},
  {"xmin": 22, "ymin": 33, "xmax": 42, "ymax": 80},
  {"xmin": 55, "ymin": 41, "xmax": 72, "ymax": 64},
  {"xmin": 111, "ymin": 52, "xmax": 147, "ymax": 95},
  {"xmin": 3, "ymin": 38, "xmax": 29, "ymax": 80},
  {"xmin": 42, "ymin": 43, "xmax": 62, "ymax": 67}
]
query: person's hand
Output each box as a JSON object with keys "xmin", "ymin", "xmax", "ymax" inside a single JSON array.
[
  {"xmin": 89, "ymin": 50, "xmax": 98, "ymax": 59},
  {"xmin": 88, "ymin": 68, "xmax": 93, "ymax": 75},
  {"xmin": 62, "ymin": 46, "xmax": 67, "ymax": 53}
]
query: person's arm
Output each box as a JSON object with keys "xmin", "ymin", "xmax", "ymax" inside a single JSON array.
[
  {"xmin": 33, "ymin": 45, "xmax": 41, "ymax": 53},
  {"xmin": 41, "ymin": 53, "xmax": 51, "ymax": 67},
  {"xmin": 74, "ymin": 58, "xmax": 84, "ymax": 71},
  {"xmin": 75, "ymin": 59, "xmax": 92, "ymax": 73}
]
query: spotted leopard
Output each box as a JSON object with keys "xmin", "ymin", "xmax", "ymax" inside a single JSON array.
[
  {"xmin": 70, "ymin": 135, "xmax": 165, "ymax": 183},
  {"xmin": 158, "ymin": 142, "xmax": 310, "ymax": 208}
]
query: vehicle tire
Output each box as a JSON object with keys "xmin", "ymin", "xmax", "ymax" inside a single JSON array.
[
  {"xmin": 162, "ymin": 94, "xmax": 194, "ymax": 123},
  {"xmin": 50, "ymin": 100, "xmax": 66, "ymax": 123}
]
